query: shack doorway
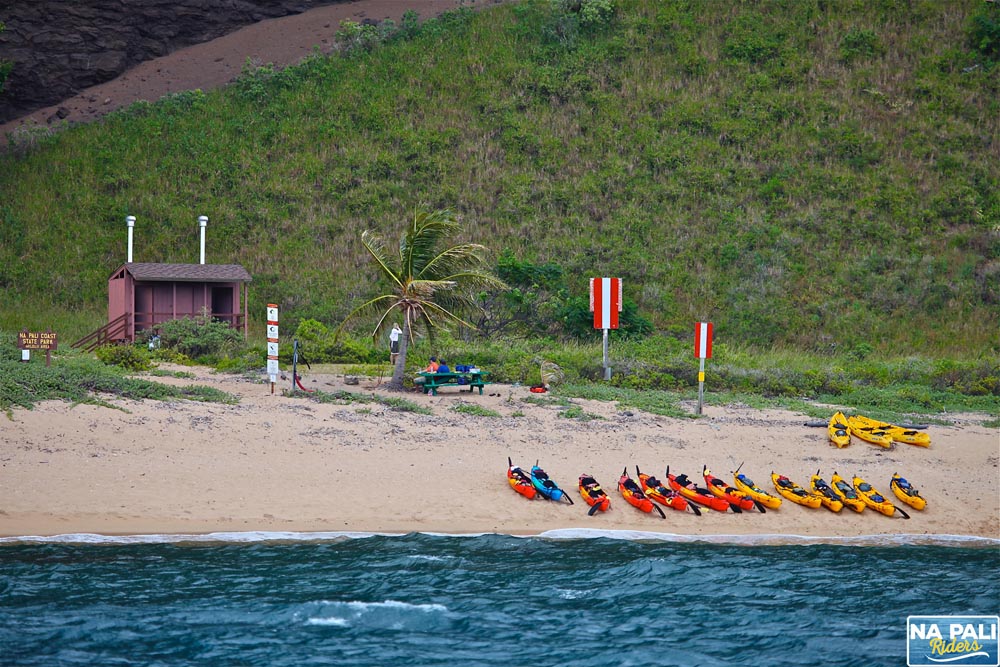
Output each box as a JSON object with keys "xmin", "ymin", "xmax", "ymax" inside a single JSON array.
[{"xmin": 212, "ymin": 286, "xmax": 234, "ymax": 325}]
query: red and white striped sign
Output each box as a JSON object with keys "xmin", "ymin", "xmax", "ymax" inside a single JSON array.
[
  {"xmin": 266, "ymin": 304, "xmax": 279, "ymax": 377},
  {"xmin": 694, "ymin": 321, "xmax": 713, "ymax": 359},
  {"xmin": 590, "ymin": 277, "xmax": 622, "ymax": 330}
]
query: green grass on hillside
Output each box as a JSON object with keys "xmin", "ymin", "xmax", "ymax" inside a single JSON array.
[{"xmin": 1, "ymin": 0, "xmax": 997, "ymax": 356}]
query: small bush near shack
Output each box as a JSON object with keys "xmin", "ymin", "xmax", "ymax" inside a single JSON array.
[
  {"xmin": 153, "ymin": 315, "xmax": 243, "ymax": 361},
  {"xmin": 95, "ymin": 344, "xmax": 153, "ymax": 372}
]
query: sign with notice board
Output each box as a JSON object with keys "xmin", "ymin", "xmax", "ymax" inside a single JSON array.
[{"xmin": 18, "ymin": 330, "xmax": 57, "ymax": 350}]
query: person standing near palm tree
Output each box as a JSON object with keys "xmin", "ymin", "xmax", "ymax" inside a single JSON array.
[
  {"xmin": 388, "ymin": 323, "xmax": 402, "ymax": 363},
  {"xmin": 337, "ymin": 208, "xmax": 506, "ymax": 391}
]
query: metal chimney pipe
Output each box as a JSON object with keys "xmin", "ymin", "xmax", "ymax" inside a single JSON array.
[
  {"xmin": 198, "ymin": 215, "xmax": 208, "ymax": 264},
  {"xmin": 126, "ymin": 215, "xmax": 135, "ymax": 263}
]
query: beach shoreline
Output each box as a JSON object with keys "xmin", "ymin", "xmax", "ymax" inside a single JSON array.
[{"xmin": 2, "ymin": 366, "xmax": 997, "ymax": 540}]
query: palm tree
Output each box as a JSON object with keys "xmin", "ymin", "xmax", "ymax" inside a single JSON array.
[{"xmin": 338, "ymin": 208, "xmax": 506, "ymax": 391}]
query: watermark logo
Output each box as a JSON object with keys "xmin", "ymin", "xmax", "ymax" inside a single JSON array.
[{"xmin": 908, "ymin": 616, "xmax": 999, "ymax": 666}]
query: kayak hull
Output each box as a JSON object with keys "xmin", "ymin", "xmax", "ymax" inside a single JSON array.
[
  {"xmin": 531, "ymin": 465, "xmax": 568, "ymax": 503},
  {"xmin": 852, "ymin": 476, "xmax": 897, "ymax": 516},
  {"xmin": 809, "ymin": 475, "xmax": 844, "ymax": 513},
  {"xmin": 704, "ymin": 467, "xmax": 756, "ymax": 511},
  {"xmin": 846, "ymin": 415, "xmax": 894, "ymax": 449},
  {"xmin": 507, "ymin": 465, "xmax": 537, "ymax": 500},
  {"xmin": 771, "ymin": 473, "xmax": 823, "ymax": 509},
  {"xmin": 829, "ymin": 472, "xmax": 866, "ymax": 513},
  {"xmin": 619, "ymin": 473, "xmax": 656, "ymax": 513},
  {"xmin": 890, "ymin": 473, "xmax": 927, "ymax": 511},
  {"xmin": 579, "ymin": 475, "xmax": 611, "ymax": 512},
  {"xmin": 668, "ymin": 472, "xmax": 731, "ymax": 512},
  {"xmin": 733, "ymin": 473, "xmax": 782, "ymax": 509},
  {"xmin": 637, "ymin": 473, "xmax": 689, "ymax": 512},
  {"xmin": 828, "ymin": 411, "xmax": 851, "ymax": 448},
  {"xmin": 852, "ymin": 414, "xmax": 930, "ymax": 447}
]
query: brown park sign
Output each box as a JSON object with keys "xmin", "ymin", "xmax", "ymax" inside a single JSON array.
[{"xmin": 18, "ymin": 330, "xmax": 57, "ymax": 351}]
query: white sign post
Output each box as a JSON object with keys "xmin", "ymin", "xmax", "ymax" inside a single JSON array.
[
  {"xmin": 266, "ymin": 304, "xmax": 279, "ymax": 394},
  {"xmin": 694, "ymin": 321, "xmax": 713, "ymax": 415},
  {"xmin": 590, "ymin": 277, "xmax": 622, "ymax": 380}
]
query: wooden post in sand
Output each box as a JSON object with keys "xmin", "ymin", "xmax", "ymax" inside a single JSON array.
[
  {"xmin": 266, "ymin": 304, "xmax": 279, "ymax": 394},
  {"xmin": 694, "ymin": 321, "xmax": 713, "ymax": 415}
]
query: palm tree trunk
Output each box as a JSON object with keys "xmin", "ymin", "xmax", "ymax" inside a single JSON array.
[{"xmin": 386, "ymin": 318, "xmax": 409, "ymax": 391}]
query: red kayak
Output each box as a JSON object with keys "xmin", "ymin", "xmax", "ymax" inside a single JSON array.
[
  {"xmin": 703, "ymin": 465, "xmax": 756, "ymax": 512},
  {"xmin": 636, "ymin": 466, "xmax": 697, "ymax": 514},
  {"xmin": 578, "ymin": 474, "xmax": 611, "ymax": 515},
  {"xmin": 618, "ymin": 468, "xmax": 665, "ymax": 518},
  {"xmin": 507, "ymin": 458, "xmax": 537, "ymax": 500},
  {"xmin": 666, "ymin": 467, "xmax": 732, "ymax": 512}
]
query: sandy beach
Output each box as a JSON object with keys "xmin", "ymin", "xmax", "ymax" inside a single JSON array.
[{"xmin": 1, "ymin": 366, "xmax": 997, "ymax": 540}]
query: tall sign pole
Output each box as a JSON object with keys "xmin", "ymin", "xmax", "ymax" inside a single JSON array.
[
  {"xmin": 590, "ymin": 277, "xmax": 622, "ymax": 380},
  {"xmin": 266, "ymin": 304, "xmax": 279, "ymax": 394},
  {"xmin": 694, "ymin": 321, "xmax": 713, "ymax": 415}
]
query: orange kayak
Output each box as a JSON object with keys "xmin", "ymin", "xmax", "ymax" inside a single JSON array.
[
  {"xmin": 667, "ymin": 467, "xmax": 732, "ymax": 513},
  {"xmin": 619, "ymin": 468, "xmax": 665, "ymax": 518},
  {"xmin": 703, "ymin": 465, "xmax": 757, "ymax": 512},
  {"xmin": 507, "ymin": 458, "xmax": 536, "ymax": 500},
  {"xmin": 579, "ymin": 474, "xmax": 611, "ymax": 515},
  {"xmin": 636, "ymin": 466, "xmax": 696, "ymax": 514}
]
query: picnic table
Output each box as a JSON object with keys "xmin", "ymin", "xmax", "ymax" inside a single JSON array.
[{"xmin": 417, "ymin": 370, "xmax": 491, "ymax": 395}]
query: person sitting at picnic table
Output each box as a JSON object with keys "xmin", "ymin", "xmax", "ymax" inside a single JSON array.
[
  {"xmin": 436, "ymin": 360, "xmax": 451, "ymax": 374},
  {"xmin": 413, "ymin": 357, "xmax": 441, "ymax": 386}
]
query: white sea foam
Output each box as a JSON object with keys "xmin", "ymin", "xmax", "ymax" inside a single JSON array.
[
  {"xmin": 556, "ymin": 588, "xmax": 586, "ymax": 599},
  {"xmin": 408, "ymin": 554, "xmax": 456, "ymax": 562},
  {"xmin": 332, "ymin": 600, "xmax": 450, "ymax": 613},
  {"xmin": 0, "ymin": 529, "xmax": 995, "ymax": 548},
  {"xmin": 532, "ymin": 529, "xmax": 1000, "ymax": 547},
  {"xmin": 305, "ymin": 600, "xmax": 450, "ymax": 629},
  {"xmin": 305, "ymin": 617, "xmax": 350, "ymax": 627}
]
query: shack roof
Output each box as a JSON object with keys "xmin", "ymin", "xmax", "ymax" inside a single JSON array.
[{"xmin": 113, "ymin": 263, "xmax": 252, "ymax": 283}]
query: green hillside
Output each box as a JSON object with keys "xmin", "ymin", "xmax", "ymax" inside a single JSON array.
[{"xmin": 1, "ymin": 0, "xmax": 997, "ymax": 355}]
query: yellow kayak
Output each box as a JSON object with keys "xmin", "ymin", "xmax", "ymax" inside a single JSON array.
[
  {"xmin": 890, "ymin": 473, "xmax": 927, "ymax": 511},
  {"xmin": 829, "ymin": 472, "xmax": 866, "ymax": 513},
  {"xmin": 733, "ymin": 471, "xmax": 782, "ymax": 509},
  {"xmin": 853, "ymin": 475, "xmax": 909, "ymax": 518},
  {"xmin": 771, "ymin": 473, "xmax": 822, "ymax": 509},
  {"xmin": 846, "ymin": 415, "xmax": 894, "ymax": 449},
  {"xmin": 828, "ymin": 412, "xmax": 851, "ymax": 448},
  {"xmin": 851, "ymin": 414, "xmax": 930, "ymax": 448},
  {"xmin": 809, "ymin": 473, "xmax": 844, "ymax": 513}
]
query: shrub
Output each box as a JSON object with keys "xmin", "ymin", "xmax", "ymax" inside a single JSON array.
[
  {"xmin": 292, "ymin": 319, "xmax": 381, "ymax": 364},
  {"xmin": 95, "ymin": 344, "xmax": 153, "ymax": 372},
  {"xmin": 968, "ymin": 2, "xmax": 1000, "ymax": 62},
  {"xmin": 554, "ymin": 0, "xmax": 616, "ymax": 29},
  {"xmin": 840, "ymin": 28, "xmax": 882, "ymax": 63},
  {"xmin": 154, "ymin": 315, "xmax": 243, "ymax": 360}
]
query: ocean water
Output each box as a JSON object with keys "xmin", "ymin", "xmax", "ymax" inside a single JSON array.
[{"xmin": 1, "ymin": 531, "xmax": 997, "ymax": 667}]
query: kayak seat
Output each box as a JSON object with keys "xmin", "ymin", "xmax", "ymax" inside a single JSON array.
[{"xmin": 674, "ymin": 474, "xmax": 691, "ymax": 486}]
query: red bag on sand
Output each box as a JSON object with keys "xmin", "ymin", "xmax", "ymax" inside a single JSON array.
[{"xmin": 529, "ymin": 385, "xmax": 547, "ymax": 393}]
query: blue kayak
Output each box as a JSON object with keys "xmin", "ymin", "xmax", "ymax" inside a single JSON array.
[{"xmin": 530, "ymin": 463, "xmax": 574, "ymax": 505}]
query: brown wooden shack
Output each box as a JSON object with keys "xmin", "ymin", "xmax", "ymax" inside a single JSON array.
[{"xmin": 75, "ymin": 263, "xmax": 251, "ymax": 349}]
